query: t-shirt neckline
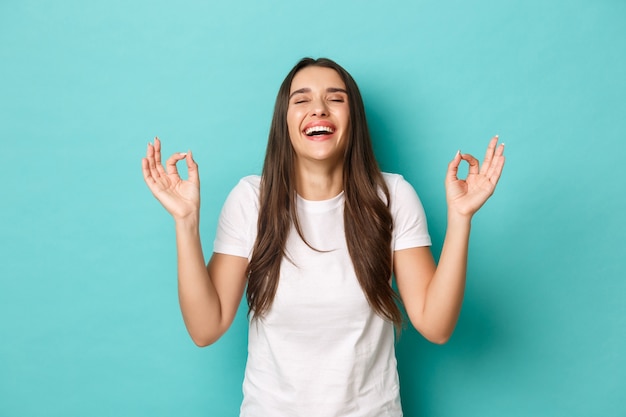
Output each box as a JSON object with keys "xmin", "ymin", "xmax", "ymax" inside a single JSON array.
[{"xmin": 296, "ymin": 191, "xmax": 345, "ymax": 213}]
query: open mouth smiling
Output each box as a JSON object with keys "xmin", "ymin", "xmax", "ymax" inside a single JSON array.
[
  {"xmin": 304, "ymin": 126, "xmax": 335, "ymax": 136},
  {"xmin": 304, "ymin": 125, "xmax": 335, "ymax": 137}
]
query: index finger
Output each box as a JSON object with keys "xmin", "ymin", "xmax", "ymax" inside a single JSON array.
[
  {"xmin": 479, "ymin": 135, "xmax": 499, "ymax": 176},
  {"xmin": 446, "ymin": 150, "xmax": 463, "ymax": 183},
  {"xmin": 153, "ymin": 137, "xmax": 167, "ymax": 176},
  {"xmin": 165, "ymin": 152, "xmax": 188, "ymax": 176}
]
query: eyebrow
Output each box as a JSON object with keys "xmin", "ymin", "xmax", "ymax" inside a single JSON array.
[{"xmin": 289, "ymin": 87, "xmax": 348, "ymax": 99}]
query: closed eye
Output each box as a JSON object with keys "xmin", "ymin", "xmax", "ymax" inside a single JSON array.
[
  {"xmin": 291, "ymin": 95, "xmax": 309, "ymax": 104},
  {"xmin": 328, "ymin": 93, "xmax": 347, "ymax": 102}
]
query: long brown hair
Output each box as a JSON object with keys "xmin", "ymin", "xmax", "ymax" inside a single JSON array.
[{"xmin": 246, "ymin": 58, "xmax": 402, "ymax": 326}]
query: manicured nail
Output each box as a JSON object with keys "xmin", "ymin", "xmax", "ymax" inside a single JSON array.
[{"xmin": 179, "ymin": 152, "xmax": 187, "ymax": 157}]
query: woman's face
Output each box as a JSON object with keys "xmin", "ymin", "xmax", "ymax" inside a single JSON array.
[{"xmin": 286, "ymin": 66, "xmax": 350, "ymax": 166}]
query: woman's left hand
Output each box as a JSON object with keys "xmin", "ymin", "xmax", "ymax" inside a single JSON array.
[{"xmin": 445, "ymin": 135, "xmax": 506, "ymax": 218}]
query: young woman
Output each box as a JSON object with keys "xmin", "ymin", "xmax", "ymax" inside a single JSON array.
[{"xmin": 141, "ymin": 57, "xmax": 505, "ymax": 417}]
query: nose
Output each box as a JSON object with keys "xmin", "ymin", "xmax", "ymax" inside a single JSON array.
[{"xmin": 310, "ymin": 97, "xmax": 328, "ymax": 117}]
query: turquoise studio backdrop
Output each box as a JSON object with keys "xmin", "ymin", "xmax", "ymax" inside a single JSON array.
[{"xmin": 1, "ymin": 0, "xmax": 624, "ymax": 416}]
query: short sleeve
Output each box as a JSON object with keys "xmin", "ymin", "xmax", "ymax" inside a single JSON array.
[
  {"xmin": 385, "ymin": 173, "xmax": 432, "ymax": 251},
  {"xmin": 213, "ymin": 176, "xmax": 261, "ymax": 259}
]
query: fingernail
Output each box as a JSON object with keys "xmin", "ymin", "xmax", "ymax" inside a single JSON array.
[
  {"xmin": 495, "ymin": 134, "xmax": 499, "ymax": 138},
  {"xmin": 457, "ymin": 150, "xmax": 461, "ymax": 156},
  {"xmin": 179, "ymin": 152, "xmax": 187, "ymax": 157}
]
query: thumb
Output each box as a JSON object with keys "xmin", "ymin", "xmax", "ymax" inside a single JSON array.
[
  {"xmin": 186, "ymin": 150, "xmax": 200, "ymax": 184},
  {"xmin": 446, "ymin": 150, "xmax": 462, "ymax": 184}
]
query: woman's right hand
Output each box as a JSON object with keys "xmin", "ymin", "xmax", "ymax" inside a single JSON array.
[{"xmin": 142, "ymin": 137, "xmax": 200, "ymax": 221}]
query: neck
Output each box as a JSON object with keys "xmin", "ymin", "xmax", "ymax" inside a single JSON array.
[{"xmin": 294, "ymin": 158, "xmax": 344, "ymax": 201}]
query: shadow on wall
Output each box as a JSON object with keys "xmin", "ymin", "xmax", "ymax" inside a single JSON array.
[
  {"xmin": 395, "ymin": 267, "xmax": 516, "ymax": 415},
  {"xmin": 365, "ymin": 88, "xmax": 519, "ymax": 415}
]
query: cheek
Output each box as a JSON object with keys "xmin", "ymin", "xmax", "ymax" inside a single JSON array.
[{"xmin": 287, "ymin": 109, "xmax": 304, "ymax": 132}]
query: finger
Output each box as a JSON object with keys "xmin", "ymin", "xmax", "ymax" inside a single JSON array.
[
  {"xmin": 479, "ymin": 135, "xmax": 499, "ymax": 176},
  {"xmin": 153, "ymin": 136, "xmax": 167, "ymax": 176},
  {"xmin": 141, "ymin": 157, "xmax": 157, "ymax": 185},
  {"xmin": 461, "ymin": 153, "xmax": 480, "ymax": 176},
  {"xmin": 142, "ymin": 157, "xmax": 167, "ymax": 197},
  {"xmin": 446, "ymin": 150, "xmax": 462, "ymax": 183},
  {"xmin": 165, "ymin": 153, "xmax": 188, "ymax": 176},
  {"xmin": 146, "ymin": 142, "xmax": 161, "ymax": 180},
  {"xmin": 186, "ymin": 150, "xmax": 200, "ymax": 184},
  {"xmin": 485, "ymin": 144, "xmax": 506, "ymax": 185}
]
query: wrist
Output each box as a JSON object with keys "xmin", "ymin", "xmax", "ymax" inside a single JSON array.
[
  {"xmin": 447, "ymin": 211, "xmax": 472, "ymax": 229},
  {"xmin": 174, "ymin": 213, "xmax": 200, "ymax": 232}
]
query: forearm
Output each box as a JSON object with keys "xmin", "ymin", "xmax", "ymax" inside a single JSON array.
[
  {"xmin": 174, "ymin": 216, "xmax": 223, "ymax": 346},
  {"xmin": 422, "ymin": 213, "xmax": 471, "ymax": 343}
]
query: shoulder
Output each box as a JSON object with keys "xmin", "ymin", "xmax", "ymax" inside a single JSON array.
[
  {"xmin": 236, "ymin": 174, "xmax": 262, "ymax": 193},
  {"xmin": 382, "ymin": 173, "xmax": 432, "ymax": 249},
  {"xmin": 381, "ymin": 172, "xmax": 418, "ymax": 201},
  {"xmin": 214, "ymin": 176, "xmax": 261, "ymax": 257},
  {"xmin": 382, "ymin": 172, "xmax": 404, "ymax": 189},
  {"xmin": 219, "ymin": 175, "xmax": 262, "ymax": 220},
  {"xmin": 381, "ymin": 172, "xmax": 427, "ymax": 224},
  {"xmin": 226, "ymin": 175, "xmax": 261, "ymax": 203}
]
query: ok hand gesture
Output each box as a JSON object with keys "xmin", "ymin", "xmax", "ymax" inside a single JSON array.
[
  {"xmin": 445, "ymin": 136, "xmax": 506, "ymax": 218},
  {"xmin": 141, "ymin": 137, "xmax": 200, "ymax": 221}
]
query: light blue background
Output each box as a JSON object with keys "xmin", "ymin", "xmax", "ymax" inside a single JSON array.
[{"xmin": 1, "ymin": 0, "xmax": 624, "ymax": 416}]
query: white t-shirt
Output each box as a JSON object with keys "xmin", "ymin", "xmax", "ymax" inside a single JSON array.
[{"xmin": 214, "ymin": 173, "xmax": 431, "ymax": 417}]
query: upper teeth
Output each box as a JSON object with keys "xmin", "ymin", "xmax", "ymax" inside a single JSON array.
[{"xmin": 305, "ymin": 126, "xmax": 334, "ymax": 135}]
